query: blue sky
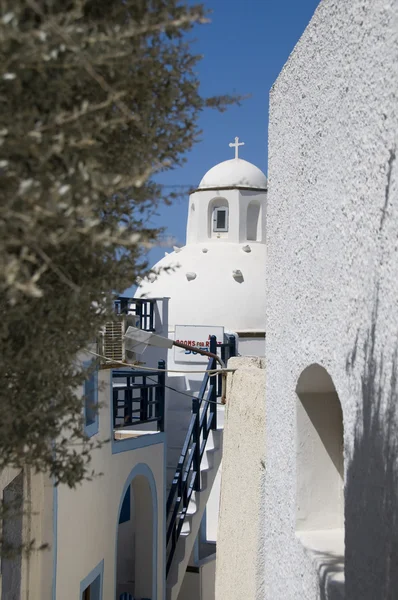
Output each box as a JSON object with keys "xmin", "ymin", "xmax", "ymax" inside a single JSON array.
[{"xmin": 128, "ymin": 0, "xmax": 320, "ymax": 292}]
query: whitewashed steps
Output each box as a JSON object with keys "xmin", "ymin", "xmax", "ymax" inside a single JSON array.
[{"xmin": 166, "ymin": 426, "xmax": 223, "ymax": 600}]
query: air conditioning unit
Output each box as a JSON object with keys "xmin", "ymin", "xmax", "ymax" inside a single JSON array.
[{"xmin": 100, "ymin": 315, "xmax": 140, "ymax": 366}]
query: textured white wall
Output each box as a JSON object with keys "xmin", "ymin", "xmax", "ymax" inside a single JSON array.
[
  {"xmin": 264, "ymin": 0, "xmax": 398, "ymax": 598},
  {"xmin": 216, "ymin": 357, "xmax": 265, "ymax": 600}
]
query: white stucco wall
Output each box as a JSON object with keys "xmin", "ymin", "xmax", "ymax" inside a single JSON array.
[
  {"xmin": 263, "ymin": 1, "xmax": 398, "ymax": 598},
  {"xmin": 216, "ymin": 357, "xmax": 265, "ymax": 600},
  {"xmin": 179, "ymin": 557, "xmax": 216, "ymax": 600},
  {"xmin": 55, "ymin": 369, "xmax": 165, "ymax": 600}
]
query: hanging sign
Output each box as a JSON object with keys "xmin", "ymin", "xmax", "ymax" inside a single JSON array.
[{"xmin": 174, "ymin": 325, "xmax": 224, "ymax": 364}]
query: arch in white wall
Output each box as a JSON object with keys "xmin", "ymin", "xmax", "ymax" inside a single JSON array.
[
  {"xmin": 295, "ymin": 364, "xmax": 344, "ymax": 532},
  {"xmin": 246, "ymin": 200, "xmax": 261, "ymax": 241},
  {"xmin": 115, "ymin": 464, "xmax": 157, "ymax": 600},
  {"xmin": 208, "ymin": 197, "xmax": 229, "ymax": 238}
]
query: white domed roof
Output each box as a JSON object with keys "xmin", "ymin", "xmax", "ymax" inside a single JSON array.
[
  {"xmin": 198, "ymin": 158, "xmax": 267, "ymax": 190},
  {"xmin": 135, "ymin": 242, "xmax": 266, "ymax": 332}
]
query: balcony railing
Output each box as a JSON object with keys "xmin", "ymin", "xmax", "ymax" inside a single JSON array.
[
  {"xmin": 114, "ymin": 297, "xmax": 156, "ymax": 332},
  {"xmin": 112, "ymin": 363, "xmax": 165, "ymax": 434}
]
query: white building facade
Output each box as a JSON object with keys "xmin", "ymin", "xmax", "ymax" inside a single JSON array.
[
  {"xmin": 136, "ymin": 143, "xmax": 268, "ymax": 600},
  {"xmin": 0, "ymin": 299, "xmax": 169, "ymax": 600}
]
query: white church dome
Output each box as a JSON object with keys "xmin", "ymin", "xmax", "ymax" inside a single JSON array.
[
  {"xmin": 198, "ymin": 158, "xmax": 267, "ymax": 190},
  {"xmin": 135, "ymin": 138, "xmax": 267, "ymax": 334},
  {"xmin": 136, "ymin": 243, "xmax": 266, "ymax": 332}
]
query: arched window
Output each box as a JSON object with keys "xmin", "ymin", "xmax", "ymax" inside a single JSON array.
[
  {"xmin": 296, "ymin": 364, "xmax": 344, "ymax": 532},
  {"xmin": 246, "ymin": 201, "xmax": 261, "ymax": 241},
  {"xmin": 208, "ymin": 198, "xmax": 229, "ymax": 238}
]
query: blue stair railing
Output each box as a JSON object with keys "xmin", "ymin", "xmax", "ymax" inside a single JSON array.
[{"xmin": 165, "ymin": 336, "xmax": 219, "ymax": 577}]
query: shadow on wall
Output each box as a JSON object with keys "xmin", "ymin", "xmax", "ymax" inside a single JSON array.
[
  {"xmin": 315, "ymin": 549, "xmax": 344, "ymax": 600},
  {"xmin": 345, "ymin": 289, "xmax": 398, "ymax": 600}
]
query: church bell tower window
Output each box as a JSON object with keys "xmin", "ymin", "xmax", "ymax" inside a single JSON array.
[{"xmin": 213, "ymin": 207, "xmax": 229, "ymax": 232}]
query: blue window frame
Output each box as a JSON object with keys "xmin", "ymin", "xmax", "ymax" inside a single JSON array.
[
  {"xmin": 118, "ymin": 486, "xmax": 131, "ymax": 524},
  {"xmin": 83, "ymin": 361, "xmax": 99, "ymax": 438},
  {"xmin": 80, "ymin": 559, "xmax": 104, "ymax": 600}
]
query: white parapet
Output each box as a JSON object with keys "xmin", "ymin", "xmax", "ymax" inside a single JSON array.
[{"xmin": 215, "ymin": 356, "xmax": 266, "ymax": 600}]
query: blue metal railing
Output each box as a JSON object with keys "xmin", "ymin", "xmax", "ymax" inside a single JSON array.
[
  {"xmin": 114, "ymin": 297, "xmax": 156, "ymax": 332},
  {"xmin": 220, "ymin": 334, "xmax": 237, "ymax": 364},
  {"xmin": 112, "ymin": 361, "xmax": 165, "ymax": 432},
  {"xmin": 165, "ymin": 337, "xmax": 218, "ymax": 576}
]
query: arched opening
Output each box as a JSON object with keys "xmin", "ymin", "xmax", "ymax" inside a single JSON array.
[
  {"xmin": 246, "ymin": 201, "xmax": 261, "ymax": 241},
  {"xmin": 116, "ymin": 467, "xmax": 156, "ymax": 600},
  {"xmin": 296, "ymin": 364, "xmax": 344, "ymax": 533},
  {"xmin": 208, "ymin": 198, "xmax": 229, "ymax": 239}
]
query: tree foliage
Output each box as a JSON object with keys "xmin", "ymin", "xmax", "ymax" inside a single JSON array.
[{"xmin": 0, "ymin": 0, "xmax": 237, "ymax": 486}]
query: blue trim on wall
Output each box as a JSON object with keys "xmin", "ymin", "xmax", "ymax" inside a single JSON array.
[
  {"xmin": 114, "ymin": 464, "xmax": 158, "ymax": 600},
  {"xmin": 52, "ymin": 482, "xmax": 58, "ymax": 600},
  {"xmin": 83, "ymin": 360, "xmax": 99, "ymax": 438},
  {"xmin": 110, "ymin": 369, "xmax": 165, "ymax": 454},
  {"xmin": 119, "ymin": 486, "xmax": 131, "ymax": 524},
  {"xmin": 80, "ymin": 559, "xmax": 104, "ymax": 599}
]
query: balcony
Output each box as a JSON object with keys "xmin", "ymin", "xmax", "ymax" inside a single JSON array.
[
  {"xmin": 113, "ymin": 366, "xmax": 165, "ymax": 440},
  {"xmin": 114, "ymin": 296, "xmax": 168, "ymax": 335},
  {"xmin": 111, "ymin": 296, "xmax": 168, "ymax": 452}
]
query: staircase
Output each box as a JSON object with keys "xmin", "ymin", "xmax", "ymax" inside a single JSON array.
[{"xmin": 165, "ymin": 337, "xmax": 224, "ymax": 600}]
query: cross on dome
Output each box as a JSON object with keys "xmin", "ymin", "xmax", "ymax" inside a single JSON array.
[{"xmin": 229, "ymin": 136, "xmax": 245, "ymax": 159}]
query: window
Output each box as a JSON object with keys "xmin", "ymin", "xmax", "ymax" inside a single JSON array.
[
  {"xmin": 83, "ymin": 361, "xmax": 98, "ymax": 438},
  {"xmin": 213, "ymin": 207, "xmax": 228, "ymax": 232},
  {"xmin": 208, "ymin": 198, "xmax": 229, "ymax": 238}
]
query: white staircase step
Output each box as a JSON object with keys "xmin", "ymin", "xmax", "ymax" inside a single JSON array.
[{"xmin": 166, "ymin": 428, "xmax": 224, "ymax": 600}]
